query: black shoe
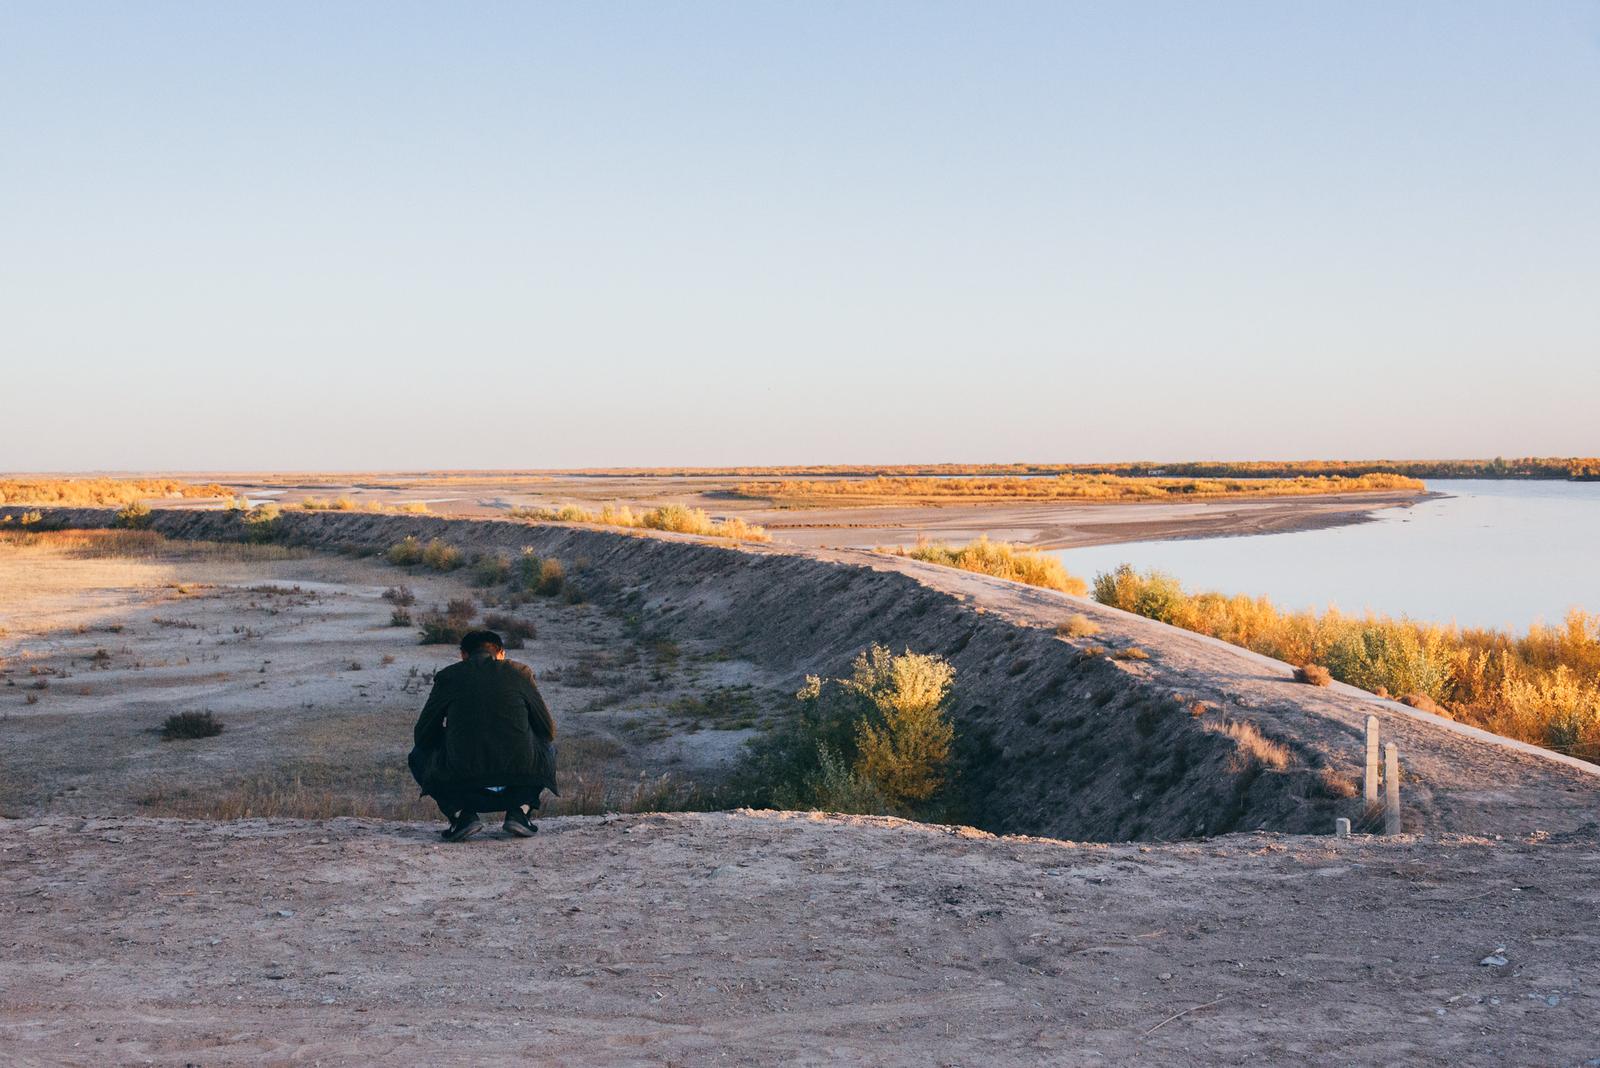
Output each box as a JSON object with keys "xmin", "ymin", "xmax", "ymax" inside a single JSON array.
[
  {"xmin": 502, "ymin": 806, "xmax": 537, "ymax": 838},
  {"xmin": 443, "ymin": 812, "xmax": 483, "ymax": 843}
]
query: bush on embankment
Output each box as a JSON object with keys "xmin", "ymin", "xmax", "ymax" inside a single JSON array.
[
  {"xmin": 1093, "ymin": 564, "xmax": 1600, "ymax": 762},
  {"xmin": 507, "ymin": 503, "xmax": 770, "ymax": 542},
  {"xmin": 887, "ymin": 536, "xmax": 1088, "ymax": 595},
  {"xmin": 731, "ymin": 645, "xmax": 957, "ymax": 819}
]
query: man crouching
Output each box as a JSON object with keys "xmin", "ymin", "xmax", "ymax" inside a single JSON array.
[{"xmin": 408, "ymin": 628, "xmax": 558, "ymax": 842}]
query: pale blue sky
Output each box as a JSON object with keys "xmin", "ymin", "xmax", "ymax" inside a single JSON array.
[{"xmin": 3, "ymin": 2, "xmax": 1597, "ymax": 470}]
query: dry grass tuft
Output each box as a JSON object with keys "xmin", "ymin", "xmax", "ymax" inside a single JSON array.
[
  {"xmin": 1056, "ymin": 614, "xmax": 1101, "ymax": 639},
  {"xmin": 138, "ymin": 760, "xmax": 436, "ymax": 820},
  {"xmin": 1295, "ymin": 664, "xmax": 1333, "ymax": 687},
  {"xmin": 1316, "ymin": 765, "xmax": 1359, "ymax": 799},
  {"xmin": 1207, "ymin": 720, "xmax": 1292, "ymax": 771},
  {"xmin": 1399, "ymin": 692, "xmax": 1448, "ymax": 717}
]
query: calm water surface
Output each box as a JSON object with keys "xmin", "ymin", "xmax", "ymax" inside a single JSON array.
[{"xmin": 1053, "ymin": 481, "xmax": 1600, "ymax": 631}]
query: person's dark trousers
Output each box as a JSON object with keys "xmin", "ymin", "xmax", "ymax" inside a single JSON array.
[{"xmin": 432, "ymin": 785, "xmax": 542, "ymax": 820}]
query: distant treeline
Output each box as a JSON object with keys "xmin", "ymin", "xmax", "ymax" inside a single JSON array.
[
  {"xmin": 736, "ymin": 472, "xmax": 1425, "ymax": 504},
  {"xmin": 0, "ymin": 478, "xmax": 233, "ymax": 507},
  {"xmin": 501, "ymin": 458, "xmax": 1598, "ymax": 479},
  {"xmin": 144, "ymin": 459, "xmax": 1600, "ymax": 482},
  {"xmin": 1076, "ymin": 458, "xmax": 1600, "ymax": 481}
]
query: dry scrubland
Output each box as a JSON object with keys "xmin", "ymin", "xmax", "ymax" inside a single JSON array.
[
  {"xmin": 0, "ymin": 478, "xmax": 231, "ymax": 507},
  {"xmin": 735, "ymin": 472, "xmax": 1425, "ymax": 505},
  {"xmin": 0, "ymin": 527, "xmax": 792, "ymax": 821}
]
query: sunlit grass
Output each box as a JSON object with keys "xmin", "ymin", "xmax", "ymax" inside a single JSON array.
[
  {"xmin": 507, "ymin": 503, "xmax": 771, "ymax": 542},
  {"xmin": 1094, "ymin": 564, "xmax": 1600, "ymax": 763},
  {"xmin": 0, "ymin": 478, "xmax": 232, "ymax": 507},
  {"xmin": 0, "ymin": 528, "xmax": 306, "ymax": 561},
  {"xmin": 885, "ymin": 536, "xmax": 1088, "ymax": 595}
]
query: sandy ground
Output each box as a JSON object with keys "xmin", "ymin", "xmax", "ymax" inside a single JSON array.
[
  {"xmin": 0, "ymin": 535, "xmax": 787, "ymax": 819},
  {"xmin": 203, "ymin": 473, "xmax": 1428, "ymax": 550},
  {"xmin": 4, "ymin": 511, "xmax": 1598, "ymax": 1064},
  {"xmin": 3, "ymin": 811, "xmax": 1597, "ymax": 1066}
]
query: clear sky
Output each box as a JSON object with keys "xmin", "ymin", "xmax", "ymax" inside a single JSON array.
[{"xmin": 2, "ymin": 2, "xmax": 1597, "ymax": 471}]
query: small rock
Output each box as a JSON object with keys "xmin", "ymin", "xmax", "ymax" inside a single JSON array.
[
  {"xmin": 275, "ymin": 909, "xmax": 295, "ymax": 918},
  {"xmin": 1545, "ymin": 994, "xmax": 1560, "ymax": 1007},
  {"xmin": 1480, "ymin": 954, "xmax": 1508, "ymax": 967},
  {"xmin": 1157, "ymin": 973, "xmax": 1173, "ymax": 982}
]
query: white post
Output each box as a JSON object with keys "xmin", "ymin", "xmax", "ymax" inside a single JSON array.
[
  {"xmin": 1364, "ymin": 716, "xmax": 1380, "ymax": 810},
  {"xmin": 1334, "ymin": 817, "xmax": 1351, "ymax": 838},
  {"xmin": 1384, "ymin": 743, "xmax": 1401, "ymax": 835}
]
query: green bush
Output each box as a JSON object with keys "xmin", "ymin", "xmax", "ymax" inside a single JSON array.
[
  {"xmin": 1324, "ymin": 626, "xmax": 1452, "ymax": 701},
  {"xmin": 420, "ymin": 539, "xmax": 463, "ymax": 571},
  {"xmin": 848, "ymin": 646, "xmax": 956, "ymax": 807},
  {"xmin": 388, "ymin": 536, "xmax": 423, "ymax": 566},
  {"xmin": 161, "ymin": 710, "xmax": 224, "ymax": 740},
  {"xmin": 536, "ymin": 558, "xmax": 565, "ymax": 595},
  {"xmin": 1093, "ymin": 564, "xmax": 1188, "ymax": 624},
  {"xmin": 418, "ymin": 611, "xmax": 470, "ymax": 645},
  {"xmin": 113, "ymin": 501, "xmax": 153, "ymax": 530},
  {"xmin": 472, "ymin": 553, "xmax": 512, "ymax": 587},
  {"xmin": 773, "ymin": 743, "xmax": 889, "ymax": 814},
  {"xmin": 241, "ymin": 504, "xmax": 282, "ymax": 543},
  {"xmin": 735, "ymin": 644, "xmax": 955, "ymax": 816},
  {"xmin": 417, "ymin": 597, "xmax": 476, "ymax": 645},
  {"xmin": 513, "ymin": 549, "xmax": 543, "ymax": 592}
]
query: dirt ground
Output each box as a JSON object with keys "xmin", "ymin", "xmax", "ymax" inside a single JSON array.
[
  {"xmin": 0, "ymin": 533, "xmax": 788, "ymax": 820},
  {"xmin": 3, "ymin": 811, "xmax": 1597, "ymax": 1066},
  {"xmin": 3, "ymin": 512, "xmax": 1598, "ymax": 1065}
]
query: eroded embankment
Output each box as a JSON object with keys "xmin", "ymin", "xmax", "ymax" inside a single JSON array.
[{"xmin": 13, "ymin": 508, "xmax": 1391, "ymax": 842}]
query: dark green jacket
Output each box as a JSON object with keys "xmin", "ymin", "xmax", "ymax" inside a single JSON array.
[{"xmin": 409, "ymin": 655, "xmax": 557, "ymax": 794}]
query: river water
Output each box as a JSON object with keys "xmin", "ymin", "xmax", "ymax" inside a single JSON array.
[{"xmin": 1052, "ymin": 480, "xmax": 1600, "ymax": 632}]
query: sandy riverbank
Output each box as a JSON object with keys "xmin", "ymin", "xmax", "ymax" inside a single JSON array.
[{"xmin": 178, "ymin": 473, "xmax": 1431, "ymax": 550}]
